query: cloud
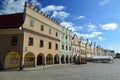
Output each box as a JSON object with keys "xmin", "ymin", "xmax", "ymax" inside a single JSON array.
[
  {"xmin": 99, "ymin": 0, "xmax": 110, "ymax": 6},
  {"xmin": 101, "ymin": 23, "xmax": 118, "ymax": 30},
  {"xmin": 87, "ymin": 23, "xmax": 96, "ymax": 32},
  {"xmin": 0, "ymin": 0, "xmax": 27, "ymax": 14},
  {"xmin": 52, "ymin": 11, "xmax": 70, "ymax": 20},
  {"xmin": 0, "ymin": 0, "xmax": 41, "ymax": 15},
  {"xmin": 41, "ymin": 5, "xmax": 69, "ymax": 20},
  {"xmin": 98, "ymin": 36, "xmax": 105, "ymax": 41},
  {"xmin": 75, "ymin": 16, "xmax": 85, "ymax": 20},
  {"xmin": 74, "ymin": 32, "xmax": 103, "ymax": 39},
  {"xmin": 60, "ymin": 22, "xmax": 76, "ymax": 31},
  {"xmin": 41, "ymin": 5, "xmax": 65, "ymax": 13},
  {"xmin": 30, "ymin": 0, "xmax": 41, "ymax": 8}
]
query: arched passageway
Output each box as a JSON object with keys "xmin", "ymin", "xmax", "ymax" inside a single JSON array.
[
  {"xmin": 66, "ymin": 55, "xmax": 69, "ymax": 63},
  {"xmin": 46, "ymin": 54, "xmax": 53, "ymax": 65},
  {"xmin": 5, "ymin": 51, "xmax": 20, "ymax": 69},
  {"xmin": 54, "ymin": 54, "xmax": 59, "ymax": 64},
  {"xmin": 70, "ymin": 55, "xmax": 73, "ymax": 63},
  {"xmin": 73, "ymin": 55, "xmax": 77, "ymax": 64},
  {"xmin": 24, "ymin": 52, "xmax": 35, "ymax": 67},
  {"xmin": 37, "ymin": 53, "xmax": 44, "ymax": 65},
  {"xmin": 61, "ymin": 54, "xmax": 65, "ymax": 64}
]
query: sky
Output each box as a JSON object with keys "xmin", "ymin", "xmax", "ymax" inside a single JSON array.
[{"xmin": 0, "ymin": 0, "xmax": 120, "ymax": 53}]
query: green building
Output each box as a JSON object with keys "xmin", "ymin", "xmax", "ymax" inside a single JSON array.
[{"xmin": 60, "ymin": 26, "xmax": 72, "ymax": 64}]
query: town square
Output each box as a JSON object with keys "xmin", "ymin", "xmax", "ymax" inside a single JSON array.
[
  {"xmin": 0, "ymin": 59, "xmax": 120, "ymax": 80},
  {"xmin": 0, "ymin": 0, "xmax": 120, "ymax": 80}
]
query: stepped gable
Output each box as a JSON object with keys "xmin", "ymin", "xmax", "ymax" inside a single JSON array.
[{"xmin": 0, "ymin": 13, "xmax": 24, "ymax": 29}]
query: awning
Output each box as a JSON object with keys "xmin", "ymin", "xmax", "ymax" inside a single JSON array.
[{"xmin": 93, "ymin": 56, "xmax": 113, "ymax": 59}]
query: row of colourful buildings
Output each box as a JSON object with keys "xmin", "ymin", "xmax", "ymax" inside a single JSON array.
[{"xmin": 0, "ymin": 2, "xmax": 115, "ymax": 70}]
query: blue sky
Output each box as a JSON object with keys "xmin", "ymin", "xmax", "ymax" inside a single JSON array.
[{"xmin": 0, "ymin": 0, "xmax": 120, "ymax": 53}]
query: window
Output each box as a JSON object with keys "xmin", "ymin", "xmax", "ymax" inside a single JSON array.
[
  {"xmin": 28, "ymin": 37, "xmax": 33, "ymax": 46},
  {"xmin": 62, "ymin": 45, "xmax": 64, "ymax": 50},
  {"xmin": 49, "ymin": 28, "xmax": 51, "ymax": 34},
  {"xmin": 40, "ymin": 40, "xmax": 44, "ymax": 47},
  {"xmin": 25, "ymin": 58, "xmax": 34, "ymax": 61},
  {"xmin": 40, "ymin": 25, "xmax": 44, "ymax": 31},
  {"xmin": 69, "ymin": 46, "xmax": 71, "ymax": 51},
  {"xmin": 30, "ymin": 19, "xmax": 34, "ymax": 27},
  {"xmin": 11, "ymin": 36, "xmax": 18, "ymax": 46},
  {"xmin": 66, "ymin": 36, "xmax": 68, "ymax": 40},
  {"xmin": 10, "ymin": 57, "xmax": 18, "ymax": 64},
  {"xmin": 55, "ymin": 44, "xmax": 58, "ymax": 50},
  {"xmin": 66, "ymin": 46, "xmax": 68, "ymax": 50},
  {"xmin": 49, "ymin": 42, "xmax": 52, "ymax": 49},
  {"xmin": 56, "ymin": 32, "xmax": 58, "ymax": 37}
]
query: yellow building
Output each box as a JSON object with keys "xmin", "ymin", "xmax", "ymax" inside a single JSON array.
[
  {"xmin": 0, "ymin": 2, "xmax": 60, "ymax": 70},
  {"xmin": 79, "ymin": 37, "xmax": 87, "ymax": 64}
]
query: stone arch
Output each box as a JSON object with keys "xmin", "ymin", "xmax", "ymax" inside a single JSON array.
[
  {"xmin": 61, "ymin": 54, "xmax": 65, "ymax": 64},
  {"xmin": 46, "ymin": 54, "xmax": 53, "ymax": 64},
  {"xmin": 54, "ymin": 54, "xmax": 59, "ymax": 64},
  {"xmin": 5, "ymin": 51, "xmax": 20, "ymax": 69},
  {"xmin": 37, "ymin": 53, "xmax": 45, "ymax": 65},
  {"xmin": 73, "ymin": 55, "xmax": 77, "ymax": 64},
  {"xmin": 66, "ymin": 55, "xmax": 69, "ymax": 63},
  {"xmin": 70, "ymin": 55, "xmax": 73, "ymax": 63},
  {"xmin": 24, "ymin": 52, "xmax": 35, "ymax": 67}
]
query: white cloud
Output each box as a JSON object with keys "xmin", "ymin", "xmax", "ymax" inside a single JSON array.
[
  {"xmin": 30, "ymin": 0, "xmax": 41, "ymax": 8},
  {"xmin": 75, "ymin": 16, "xmax": 85, "ymax": 20},
  {"xmin": 74, "ymin": 32, "xmax": 103, "ymax": 39},
  {"xmin": 60, "ymin": 22, "xmax": 75, "ymax": 31},
  {"xmin": 41, "ymin": 5, "xmax": 65, "ymax": 13},
  {"xmin": 52, "ymin": 11, "xmax": 70, "ymax": 19},
  {"xmin": 0, "ymin": 0, "xmax": 41, "ymax": 14},
  {"xmin": 101, "ymin": 23, "xmax": 118, "ymax": 30},
  {"xmin": 99, "ymin": 0, "xmax": 110, "ymax": 6},
  {"xmin": 87, "ymin": 23, "xmax": 96, "ymax": 32},
  {"xmin": 41, "ymin": 5, "xmax": 69, "ymax": 20},
  {"xmin": 98, "ymin": 36, "xmax": 105, "ymax": 41},
  {"xmin": 0, "ymin": 0, "xmax": 27, "ymax": 14}
]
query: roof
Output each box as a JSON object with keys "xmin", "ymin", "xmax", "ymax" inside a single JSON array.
[{"xmin": 0, "ymin": 13, "xmax": 24, "ymax": 29}]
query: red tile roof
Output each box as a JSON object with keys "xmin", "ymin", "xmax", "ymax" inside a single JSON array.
[{"xmin": 0, "ymin": 13, "xmax": 24, "ymax": 29}]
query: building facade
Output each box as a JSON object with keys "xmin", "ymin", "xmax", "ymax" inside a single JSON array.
[
  {"xmin": 72, "ymin": 34, "xmax": 80, "ymax": 64},
  {"xmin": 0, "ymin": 2, "xmax": 61, "ymax": 69},
  {"xmin": 60, "ymin": 27, "xmax": 72, "ymax": 64},
  {"xmin": 79, "ymin": 36, "xmax": 87, "ymax": 64}
]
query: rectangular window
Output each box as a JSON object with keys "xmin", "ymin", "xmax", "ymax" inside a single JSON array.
[
  {"xmin": 56, "ymin": 32, "xmax": 58, "ymax": 37},
  {"xmin": 11, "ymin": 36, "xmax": 18, "ymax": 46},
  {"xmin": 66, "ymin": 36, "xmax": 68, "ymax": 40},
  {"xmin": 28, "ymin": 37, "xmax": 33, "ymax": 46},
  {"xmin": 30, "ymin": 19, "xmax": 34, "ymax": 27},
  {"xmin": 66, "ymin": 46, "xmax": 68, "ymax": 50},
  {"xmin": 69, "ymin": 46, "xmax": 71, "ymax": 51},
  {"xmin": 49, "ymin": 28, "xmax": 51, "ymax": 34},
  {"xmin": 55, "ymin": 44, "xmax": 58, "ymax": 50},
  {"xmin": 40, "ymin": 25, "xmax": 44, "ymax": 31},
  {"xmin": 49, "ymin": 42, "xmax": 52, "ymax": 49},
  {"xmin": 40, "ymin": 40, "xmax": 44, "ymax": 47},
  {"xmin": 62, "ymin": 45, "xmax": 64, "ymax": 50}
]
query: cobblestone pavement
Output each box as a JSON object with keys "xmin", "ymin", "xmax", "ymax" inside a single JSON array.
[{"xmin": 0, "ymin": 59, "xmax": 120, "ymax": 80}]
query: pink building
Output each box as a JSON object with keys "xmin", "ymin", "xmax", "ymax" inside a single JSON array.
[{"xmin": 72, "ymin": 34, "xmax": 80, "ymax": 64}]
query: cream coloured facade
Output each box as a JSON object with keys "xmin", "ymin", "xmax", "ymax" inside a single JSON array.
[{"xmin": 0, "ymin": 2, "xmax": 60, "ymax": 69}]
